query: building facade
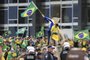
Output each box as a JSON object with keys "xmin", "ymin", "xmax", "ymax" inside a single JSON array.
[{"xmin": 0, "ymin": 0, "xmax": 89, "ymax": 37}]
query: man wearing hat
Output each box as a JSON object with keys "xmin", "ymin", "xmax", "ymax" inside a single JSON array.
[
  {"xmin": 51, "ymin": 17, "xmax": 65, "ymax": 45},
  {"xmin": 44, "ymin": 46, "xmax": 57, "ymax": 60}
]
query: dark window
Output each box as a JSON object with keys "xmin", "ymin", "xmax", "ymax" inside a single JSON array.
[
  {"xmin": 9, "ymin": 7, "xmax": 17, "ymax": 19},
  {"xmin": 73, "ymin": 19, "xmax": 78, "ymax": 22},
  {"xmin": 62, "ymin": 8, "xmax": 72, "ymax": 23},
  {"xmin": 9, "ymin": 27, "xmax": 17, "ymax": 36},
  {"xmin": 51, "ymin": 0, "xmax": 60, "ymax": 1},
  {"xmin": 9, "ymin": 0, "xmax": 17, "ymax": 3},
  {"xmin": 62, "ymin": 0, "xmax": 72, "ymax": 1},
  {"xmin": 51, "ymin": 5, "xmax": 60, "ymax": 17},
  {"xmin": 4, "ymin": 10, "xmax": 8, "ymax": 24},
  {"xmin": 0, "ymin": 10, "xmax": 8, "ymax": 24},
  {"xmin": 73, "ymin": 4, "xmax": 79, "ymax": 17},
  {"xmin": 0, "ymin": 0, "xmax": 8, "ymax": 4},
  {"xmin": 36, "ymin": 0, "xmax": 46, "ymax": 2},
  {"xmin": 19, "ymin": 0, "xmax": 27, "ymax": 3},
  {"xmin": 0, "ymin": 7, "xmax": 7, "ymax": 10},
  {"xmin": 5, "ymin": 0, "xmax": 8, "ymax": 3},
  {"xmin": 9, "ymin": 20, "xmax": 17, "ymax": 24},
  {"xmin": 0, "ymin": 0, "xmax": 4, "ymax": 4},
  {"xmin": 44, "ymin": 9, "xmax": 49, "ymax": 17},
  {"xmin": 87, "ymin": 8, "xmax": 90, "ymax": 22}
]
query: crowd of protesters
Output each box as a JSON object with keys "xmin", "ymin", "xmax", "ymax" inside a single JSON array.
[{"xmin": 0, "ymin": 35, "xmax": 90, "ymax": 60}]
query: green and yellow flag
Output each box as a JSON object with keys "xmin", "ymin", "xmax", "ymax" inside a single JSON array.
[
  {"xmin": 74, "ymin": 30, "xmax": 89, "ymax": 40},
  {"xmin": 21, "ymin": 1, "xmax": 38, "ymax": 17},
  {"xmin": 16, "ymin": 27, "xmax": 26, "ymax": 34},
  {"xmin": 36, "ymin": 26, "xmax": 44, "ymax": 38}
]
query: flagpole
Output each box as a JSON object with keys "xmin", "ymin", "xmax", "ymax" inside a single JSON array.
[
  {"xmin": 37, "ymin": 8, "xmax": 45, "ymax": 17},
  {"xmin": 17, "ymin": 0, "xmax": 19, "ymax": 37},
  {"xmin": 31, "ymin": 1, "xmax": 44, "ymax": 17}
]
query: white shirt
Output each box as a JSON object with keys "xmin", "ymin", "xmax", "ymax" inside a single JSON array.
[
  {"xmin": 63, "ymin": 42, "xmax": 70, "ymax": 49},
  {"xmin": 27, "ymin": 46, "xmax": 35, "ymax": 52}
]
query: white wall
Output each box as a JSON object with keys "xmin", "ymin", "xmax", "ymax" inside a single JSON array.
[{"xmin": 61, "ymin": 29, "xmax": 74, "ymax": 39}]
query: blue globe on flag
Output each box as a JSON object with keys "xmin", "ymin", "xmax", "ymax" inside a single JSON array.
[
  {"xmin": 27, "ymin": 10, "xmax": 32, "ymax": 15},
  {"xmin": 78, "ymin": 33, "xmax": 84, "ymax": 38}
]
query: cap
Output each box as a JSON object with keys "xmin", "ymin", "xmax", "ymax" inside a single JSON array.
[
  {"xmin": 81, "ymin": 47, "xmax": 87, "ymax": 52},
  {"xmin": 48, "ymin": 46, "xmax": 55, "ymax": 49}
]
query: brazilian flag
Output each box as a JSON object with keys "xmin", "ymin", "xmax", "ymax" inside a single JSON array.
[
  {"xmin": 36, "ymin": 26, "xmax": 44, "ymax": 38},
  {"xmin": 7, "ymin": 51, "xmax": 12, "ymax": 60},
  {"xmin": 74, "ymin": 30, "xmax": 89, "ymax": 40},
  {"xmin": 21, "ymin": 40, "xmax": 28, "ymax": 48},
  {"xmin": 21, "ymin": 1, "xmax": 38, "ymax": 17},
  {"xmin": 0, "ymin": 38, "xmax": 3, "ymax": 46},
  {"xmin": 2, "ymin": 45, "xmax": 10, "ymax": 51},
  {"xmin": 16, "ymin": 27, "xmax": 26, "ymax": 35}
]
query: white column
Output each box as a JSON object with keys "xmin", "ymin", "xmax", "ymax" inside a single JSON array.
[
  {"xmin": 17, "ymin": 0, "xmax": 19, "ymax": 36},
  {"xmin": 72, "ymin": 0, "xmax": 74, "ymax": 39}
]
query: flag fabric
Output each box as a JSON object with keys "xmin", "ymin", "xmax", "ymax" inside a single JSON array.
[
  {"xmin": 36, "ymin": 26, "xmax": 44, "ymax": 38},
  {"xmin": 0, "ymin": 38, "xmax": 3, "ymax": 44},
  {"xmin": 74, "ymin": 30, "xmax": 89, "ymax": 40},
  {"xmin": 2, "ymin": 45, "xmax": 10, "ymax": 51},
  {"xmin": 3, "ymin": 30, "xmax": 11, "ymax": 37},
  {"xmin": 21, "ymin": 1, "xmax": 38, "ymax": 17},
  {"xmin": 21, "ymin": 40, "xmax": 28, "ymax": 48},
  {"xmin": 7, "ymin": 51, "xmax": 12, "ymax": 60},
  {"xmin": 16, "ymin": 27, "xmax": 26, "ymax": 34}
]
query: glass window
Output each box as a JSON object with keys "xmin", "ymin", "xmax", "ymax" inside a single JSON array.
[
  {"xmin": 5, "ymin": 0, "xmax": 8, "ymax": 3},
  {"xmin": 19, "ymin": 6, "xmax": 27, "ymax": 9},
  {"xmin": 51, "ymin": 0, "xmax": 60, "ymax": 1},
  {"xmin": 87, "ymin": 8, "xmax": 90, "ymax": 22},
  {"xmin": 44, "ymin": 9, "xmax": 49, "ymax": 17},
  {"xmin": 0, "ymin": 1, "xmax": 4, "ymax": 4},
  {"xmin": 73, "ymin": 19, "xmax": 78, "ymax": 22},
  {"xmin": 36, "ymin": 0, "xmax": 47, "ymax": 2},
  {"xmin": 9, "ymin": 0, "xmax": 17, "ymax": 3},
  {"xmin": 9, "ymin": 20, "xmax": 17, "ymax": 24},
  {"xmin": 62, "ymin": 8, "xmax": 72, "ymax": 23},
  {"xmin": 9, "ymin": 27, "xmax": 17, "ymax": 36},
  {"xmin": 19, "ymin": 0, "xmax": 27, "ymax": 3},
  {"xmin": 9, "ymin": 7, "xmax": 17, "ymax": 19},
  {"xmin": 73, "ymin": 4, "xmax": 79, "ymax": 17},
  {"xmin": 0, "ymin": 7, "xmax": 7, "ymax": 10},
  {"xmin": 0, "ymin": 10, "xmax": 8, "ymax": 24},
  {"xmin": 62, "ymin": 0, "xmax": 72, "ymax": 1},
  {"xmin": 0, "ymin": 0, "xmax": 8, "ymax": 4},
  {"xmin": 4, "ymin": 10, "xmax": 8, "ymax": 24},
  {"xmin": 51, "ymin": 5, "xmax": 60, "ymax": 17}
]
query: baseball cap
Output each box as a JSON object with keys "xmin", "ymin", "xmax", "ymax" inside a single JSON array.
[
  {"xmin": 81, "ymin": 47, "xmax": 87, "ymax": 52},
  {"xmin": 48, "ymin": 46, "xmax": 55, "ymax": 49}
]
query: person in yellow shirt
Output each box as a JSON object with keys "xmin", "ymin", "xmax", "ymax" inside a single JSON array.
[
  {"xmin": 50, "ymin": 17, "xmax": 65, "ymax": 45},
  {"xmin": 51, "ymin": 24, "xmax": 61, "ymax": 42}
]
